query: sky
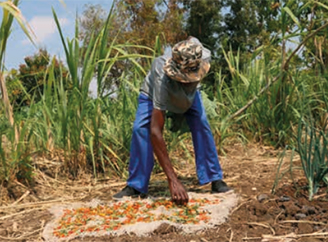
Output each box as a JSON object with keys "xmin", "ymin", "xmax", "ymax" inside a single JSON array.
[
  {"xmin": 1, "ymin": 0, "xmax": 113, "ymax": 70},
  {"xmin": 1, "ymin": 0, "xmax": 300, "ymax": 72}
]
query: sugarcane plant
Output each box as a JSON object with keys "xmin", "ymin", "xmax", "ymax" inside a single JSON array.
[
  {"xmin": 51, "ymin": 1, "xmax": 155, "ymax": 177},
  {"xmin": 0, "ymin": 0, "xmax": 35, "ymax": 182},
  {"xmin": 0, "ymin": 0, "xmax": 33, "ymax": 141}
]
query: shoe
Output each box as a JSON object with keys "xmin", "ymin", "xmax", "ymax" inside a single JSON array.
[
  {"xmin": 211, "ymin": 180, "xmax": 231, "ymax": 193},
  {"xmin": 113, "ymin": 186, "xmax": 147, "ymax": 200}
]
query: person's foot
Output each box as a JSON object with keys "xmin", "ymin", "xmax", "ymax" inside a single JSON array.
[
  {"xmin": 113, "ymin": 186, "xmax": 147, "ymax": 200},
  {"xmin": 211, "ymin": 180, "xmax": 231, "ymax": 193}
]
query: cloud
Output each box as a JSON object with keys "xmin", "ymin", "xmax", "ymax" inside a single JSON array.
[{"xmin": 22, "ymin": 16, "xmax": 69, "ymax": 45}]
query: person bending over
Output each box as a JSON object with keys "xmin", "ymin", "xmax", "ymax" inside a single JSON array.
[{"xmin": 113, "ymin": 37, "xmax": 230, "ymax": 205}]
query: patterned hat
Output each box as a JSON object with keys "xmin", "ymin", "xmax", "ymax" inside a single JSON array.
[{"xmin": 163, "ymin": 37, "xmax": 210, "ymax": 83}]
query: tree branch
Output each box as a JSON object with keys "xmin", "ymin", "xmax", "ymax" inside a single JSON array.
[{"xmin": 162, "ymin": 0, "xmax": 169, "ymax": 10}]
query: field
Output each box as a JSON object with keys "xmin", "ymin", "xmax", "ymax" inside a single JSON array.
[
  {"xmin": 0, "ymin": 143, "xmax": 327, "ymax": 242},
  {"xmin": 1, "ymin": 1, "xmax": 328, "ymax": 241}
]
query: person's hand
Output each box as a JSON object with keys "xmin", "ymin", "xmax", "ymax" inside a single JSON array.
[{"xmin": 168, "ymin": 178, "xmax": 189, "ymax": 205}]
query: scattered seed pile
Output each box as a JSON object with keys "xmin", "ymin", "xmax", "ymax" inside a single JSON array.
[{"xmin": 43, "ymin": 191, "xmax": 238, "ymax": 241}]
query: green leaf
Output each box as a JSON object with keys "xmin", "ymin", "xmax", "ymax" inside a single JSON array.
[{"xmin": 283, "ymin": 6, "xmax": 300, "ymax": 28}]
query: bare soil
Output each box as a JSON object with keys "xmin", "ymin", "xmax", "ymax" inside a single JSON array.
[{"xmin": 0, "ymin": 144, "xmax": 327, "ymax": 242}]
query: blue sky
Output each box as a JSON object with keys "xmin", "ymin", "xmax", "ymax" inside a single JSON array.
[
  {"xmin": 2, "ymin": 1, "xmax": 300, "ymax": 72},
  {"xmin": 1, "ymin": 0, "xmax": 113, "ymax": 70}
]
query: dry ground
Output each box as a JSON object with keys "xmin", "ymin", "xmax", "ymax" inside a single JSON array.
[{"xmin": 0, "ymin": 143, "xmax": 327, "ymax": 242}]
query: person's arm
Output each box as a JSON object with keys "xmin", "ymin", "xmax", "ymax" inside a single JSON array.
[{"xmin": 150, "ymin": 108, "xmax": 189, "ymax": 205}]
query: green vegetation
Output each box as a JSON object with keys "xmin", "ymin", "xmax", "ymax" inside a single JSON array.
[
  {"xmin": 6, "ymin": 49, "xmax": 69, "ymax": 110},
  {"xmin": 1, "ymin": 0, "xmax": 328, "ymax": 200},
  {"xmin": 296, "ymin": 120, "xmax": 328, "ymax": 200}
]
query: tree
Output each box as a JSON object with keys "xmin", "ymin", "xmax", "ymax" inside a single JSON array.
[
  {"xmin": 79, "ymin": 4, "xmax": 108, "ymax": 45},
  {"xmin": 180, "ymin": 0, "xmax": 223, "ymax": 89},
  {"xmin": 78, "ymin": 1, "xmax": 187, "ymax": 92},
  {"xmin": 79, "ymin": 1, "xmax": 187, "ymax": 51},
  {"xmin": 183, "ymin": 0, "xmax": 223, "ymax": 51},
  {"xmin": 217, "ymin": 1, "xmax": 281, "ymax": 73},
  {"xmin": 6, "ymin": 49, "xmax": 69, "ymax": 110}
]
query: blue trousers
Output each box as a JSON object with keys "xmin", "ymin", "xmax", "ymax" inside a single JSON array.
[{"xmin": 127, "ymin": 91, "xmax": 223, "ymax": 193}]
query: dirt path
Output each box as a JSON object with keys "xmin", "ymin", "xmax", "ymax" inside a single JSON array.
[{"xmin": 0, "ymin": 144, "xmax": 327, "ymax": 242}]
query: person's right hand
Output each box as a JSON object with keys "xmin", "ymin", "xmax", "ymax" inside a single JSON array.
[{"xmin": 168, "ymin": 178, "xmax": 189, "ymax": 205}]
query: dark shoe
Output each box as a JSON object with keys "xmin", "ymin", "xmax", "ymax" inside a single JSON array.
[
  {"xmin": 211, "ymin": 180, "xmax": 231, "ymax": 193},
  {"xmin": 113, "ymin": 186, "xmax": 146, "ymax": 200}
]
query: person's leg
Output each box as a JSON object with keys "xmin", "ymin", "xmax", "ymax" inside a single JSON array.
[
  {"xmin": 184, "ymin": 91, "xmax": 223, "ymax": 185},
  {"xmin": 125, "ymin": 94, "xmax": 154, "ymax": 194}
]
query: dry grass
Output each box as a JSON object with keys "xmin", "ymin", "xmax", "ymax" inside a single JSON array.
[{"xmin": 0, "ymin": 143, "xmax": 325, "ymax": 242}]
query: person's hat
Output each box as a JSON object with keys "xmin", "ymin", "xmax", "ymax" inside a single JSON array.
[{"xmin": 163, "ymin": 37, "xmax": 210, "ymax": 83}]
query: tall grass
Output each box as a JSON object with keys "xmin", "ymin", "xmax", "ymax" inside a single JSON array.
[
  {"xmin": 0, "ymin": 0, "xmax": 35, "ymax": 183},
  {"xmin": 37, "ymin": 7, "xmax": 156, "ymax": 177},
  {"xmin": 208, "ymin": 48, "xmax": 297, "ymax": 147},
  {"xmin": 1, "ymin": 0, "xmax": 328, "ymax": 199},
  {"xmin": 0, "ymin": 2, "xmax": 193, "ymax": 184},
  {"xmin": 0, "ymin": 2, "xmax": 154, "ymax": 183}
]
